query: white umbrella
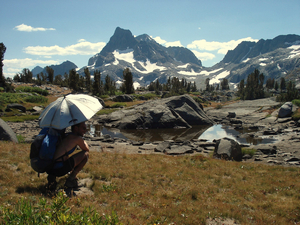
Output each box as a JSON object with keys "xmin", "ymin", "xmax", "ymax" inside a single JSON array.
[{"xmin": 38, "ymin": 94, "xmax": 103, "ymax": 130}]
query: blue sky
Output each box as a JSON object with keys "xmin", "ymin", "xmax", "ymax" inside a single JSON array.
[{"xmin": 1, "ymin": 0, "xmax": 300, "ymax": 78}]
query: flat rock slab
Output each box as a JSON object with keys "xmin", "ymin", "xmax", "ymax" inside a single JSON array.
[
  {"xmin": 206, "ymin": 98, "xmax": 280, "ymax": 117},
  {"xmin": 164, "ymin": 145, "xmax": 193, "ymax": 155},
  {"xmin": 139, "ymin": 144, "xmax": 157, "ymax": 150},
  {"xmin": 63, "ymin": 178, "xmax": 94, "ymax": 197}
]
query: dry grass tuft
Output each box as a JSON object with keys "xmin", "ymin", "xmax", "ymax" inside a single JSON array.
[{"xmin": 0, "ymin": 141, "xmax": 299, "ymax": 224}]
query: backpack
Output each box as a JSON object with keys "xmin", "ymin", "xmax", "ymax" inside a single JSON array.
[{"xmin": 30, "ymin": 128, "xmax": 64, "ymax": 174}]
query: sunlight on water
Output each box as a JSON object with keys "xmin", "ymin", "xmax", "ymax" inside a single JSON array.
[{"xmin": 199, "ymin": 124, "xmax": 237, "ymax": 141}]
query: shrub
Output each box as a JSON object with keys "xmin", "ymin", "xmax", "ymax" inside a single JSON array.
[
  {"xmin": 292, "ymin": 110, "xmax": 300, "ymax": 120},
  {"xmin": 110, "ymin": 102, "xmax": 126, "ymax": 108},
  {"xmin": 292, "ymin": 99, "xmax": 300, "ymax": 107},
  {"xmin": 215, "ymin": 104, "xmax": 223, "ymax": 109}
]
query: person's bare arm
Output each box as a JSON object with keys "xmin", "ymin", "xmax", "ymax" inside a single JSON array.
[{"xmin": 75, "ymin": 136, "xmax": 89, "ymax": 152}]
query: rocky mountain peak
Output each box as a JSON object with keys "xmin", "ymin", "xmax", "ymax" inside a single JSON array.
[
  {"xmin": 135, "ymin": 34, "xmax": 154, "ymax": 43},
  {"xmin": 100, "ymin": 27, "xmax": 138, "ymax": 56},
  {"xmin": 222, "ymin": 34, "xmax": 300, "ymax": 64}
]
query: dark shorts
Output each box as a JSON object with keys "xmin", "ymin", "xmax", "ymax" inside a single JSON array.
[{"xmin": 47, "ymin": 157, "xmax": 75, "ymax": 177}]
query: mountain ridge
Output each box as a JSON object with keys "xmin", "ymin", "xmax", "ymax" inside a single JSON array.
[{"xmin": 32, "ymin": 28, "xmax": 300, "ymax": 89}]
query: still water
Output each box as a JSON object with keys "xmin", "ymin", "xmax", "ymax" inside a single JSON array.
[{"xmin": 87, "ymin": 124, "xmax": 277, "ymax": 145}]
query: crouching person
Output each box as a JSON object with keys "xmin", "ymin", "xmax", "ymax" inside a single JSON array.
[{"xmin": 47, "ymin": 122, "xmax": 89, "ymax": 189}]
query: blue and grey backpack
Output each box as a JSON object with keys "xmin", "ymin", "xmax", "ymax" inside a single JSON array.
[{"xmin": 30, "ymin": 128, "xmax": 65, "ymax": 174}]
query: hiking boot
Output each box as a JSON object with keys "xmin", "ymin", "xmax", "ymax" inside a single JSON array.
[
  {"xmin": 47, "ymin": 174, "xmax": 57, "ymax": 191},
  {"xmin": 64, "ymin": 177, "xmax": 79, "ymax": 188}
]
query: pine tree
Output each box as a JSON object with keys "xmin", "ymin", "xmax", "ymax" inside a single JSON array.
[
  {"xmin": 274, "ymin": 81, "xmax": 279, "ymax": 91},
  {"xmin": 69, "ymin": 69, "xmax": 79, "ymax": 91},
  {"xmin": 92, "ymin": 70, "xmax": 102, "ymax": 96},
  {"xmin": 0, "ymin": 43, "xmax": 6, "ymax": 89},
  {"xmin": 122, "ymin": 68, "xmax": 134, "ymax": 94},
  {"xmin": 280, "ymin": 77, "xmax": 286, "ymax": 91},
  {"xmin": 46, "ymin": 66, "xmax": 54, "ymax": 84},
  {"xmin": 237, "ymin": 79, "xmax": 245, "ymax": 99},
  {"xmin": 221, "ymin": 78, "xmax": 229, "ymax": 90},
  {"xmin": 242, "ymin": 69, "xmax": 264, "ymax": 100},
  {"xmin": 84, "ymin": 68, "xmax": 91, "ymax": 92}
]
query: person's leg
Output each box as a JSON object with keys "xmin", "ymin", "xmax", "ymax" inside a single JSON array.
[
  {"xmin": 46, "ymin": 174, "xmax": 57, "ymax": 191},
  {"xmin": 68, "ymin": 150, "xmax": 89, "ymax": 180}
]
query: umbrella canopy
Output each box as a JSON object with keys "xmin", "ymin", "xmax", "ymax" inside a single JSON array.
[{"xmin": 39, "ymin": 94, "xmax": 103, "ymax": 130}]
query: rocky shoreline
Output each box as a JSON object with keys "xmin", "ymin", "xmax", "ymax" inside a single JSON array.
[{"xmin": 5, "ymin": 97, "xmax": 300, "ymax": 167}]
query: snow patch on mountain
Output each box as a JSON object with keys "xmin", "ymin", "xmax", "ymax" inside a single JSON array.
[
  {"xmin": 138, "ymin": 59, "xmax": 166, "ymax": 74},
  {"xmin": 112, "ymin": 49, "xmax": 166, "ymax": 73},
  {"xmin": 242, "ymin": 58, "xmax": 250, "ymax": 63},
  {"xmin": 259, "ymin": 58, "xmax": 269, "ymax": 61},
  {"xmin": 177, "ymin": 63, "xmax": 190, "ymax": 68},
  {"xmin": 210, "ymin": 70, "xmax": 230, "ymax": 84},
  {"xmin": 178, "ymin": 69, "xmax": 199, "ymax": 76},
  {"xmin": 239, "ymin": 47, "xmax": 252, "ymax": 63},
  {"xmin": 286, "ymin": 45, "xmax": 300, "ymax": 59}
]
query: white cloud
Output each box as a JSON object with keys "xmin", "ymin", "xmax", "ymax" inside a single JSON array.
[
  {"xmin": 152, "ymin": 36, "xmax": 167, "ymax": 45},
  {"xmin": 191, "ymin": 50, "xmax": 215, "ymax": 61},
  {"xmin": 3, "ymin": 58, "xmax": 60, "ymax": 78},
  {"xmin": 152, "ymin": 36, "xmax": 183, "ymax": 47},
  {"xmin": 187, "ymin": 37, "xmax": 259, "ymax": 55},
  {"xmin": 14, "ymin": 24, "xmax": 55, "ymax": 32},
  {"xmin": 24, "ymin": 40, "xmax": 106, "ymax": 56},
  {"xmin": 165, "ymin": 41, "xmax": 184, "ymax": 47},
  {"xmin": 3, "ymin": 58, "xmax": 59, "ymax": 69}
]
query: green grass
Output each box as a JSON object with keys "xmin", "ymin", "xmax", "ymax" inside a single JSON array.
[
  {"xmin": 0, "ymin": 141, "xmax": 300, "ymax": 224},
  {"xmin": 96, "ymin": 108, "xmax": 119, "ymax": 115},
  {"xmin": 16, "ymin": 135, "xmax": 26, "ymax": 143},
  {"xmin": 110, "ymin": 102, "xmax": 127, "ymax": 108},
  {"xmin": 0, "ymin": 92, "xmax": 48, "ymax": 112},
  {"xmin": 1, "ymin": 114, "xmax": 40, "ymax": 122},
  {"xmin": 15, "ymin": 86, "xmax": 49, "ymax": 96},
  {"xmin": 133, "ymin": 93, "xmax": 159, "ymax": 100},
  {"xmin": 241, "ymin": 147, "xmax": 257, "ymax": 156},
  {"xmin": 0, "ymin": 192, "xmax": 119, "ymax": 224}
]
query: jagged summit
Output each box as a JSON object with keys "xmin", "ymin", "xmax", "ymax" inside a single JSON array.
[{"xmin": 100, "ymin": 27, "xmax": 138, "ymax": 56}]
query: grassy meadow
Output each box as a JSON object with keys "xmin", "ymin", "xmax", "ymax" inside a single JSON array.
[{"xmin": 0, "ymin": 141, "xmax": 299, "ymax": 224}]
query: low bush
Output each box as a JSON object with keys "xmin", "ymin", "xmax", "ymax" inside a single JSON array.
[
  {"xmin": 15, "ymin": 86, "xmax": 49, "ymax": 96},
  {"xmin": 24, "ymin": 95, "xmax": 48, "ymax": 103}
]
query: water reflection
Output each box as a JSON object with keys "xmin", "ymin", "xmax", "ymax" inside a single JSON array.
[
  {"xmin": 87, "ymin": 124, "xmax": 278, "ymax": 145},
  {"xmin": 199, "ymin": 124, "xmax": 277, "ymax": 145}
]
